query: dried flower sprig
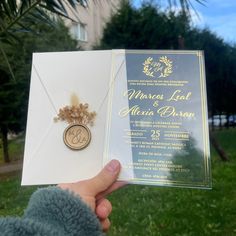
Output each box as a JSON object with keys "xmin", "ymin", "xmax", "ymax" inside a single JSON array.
[{"xmin": 54, "ymin": 103, "xmax": 96, "ymax": 126}]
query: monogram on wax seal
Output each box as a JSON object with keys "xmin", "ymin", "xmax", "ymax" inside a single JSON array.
[
  {"xmin": 63, "ymin": 124, "xmax": 91, "ymax": 150},
  {"xmin": 54, "ymin": 94, "xmax": 96, "ymax": 150}
]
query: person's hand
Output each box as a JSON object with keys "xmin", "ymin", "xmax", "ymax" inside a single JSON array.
[{"xmin": 58, "ymin": 160, "xmax": 124, "ymax": 232}]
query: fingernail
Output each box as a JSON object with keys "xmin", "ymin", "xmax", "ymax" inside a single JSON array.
[{"xmin": 105, "ymin": 159, "xmax": 120, "ymax": 173}]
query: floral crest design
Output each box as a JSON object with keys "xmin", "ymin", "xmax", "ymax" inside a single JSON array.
[
  {"xmin": 143, "ymin": 56, "xmax": 173, "ymax": 78},
  {"xmin": 54, "ymin": 94, "xmax": 96, "ymax": 126}
]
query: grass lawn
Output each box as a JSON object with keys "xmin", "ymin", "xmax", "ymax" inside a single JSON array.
[
  {"xmin": 0, "ymin": 133, "xmax": 25, "ymax": 164},
  {"xmin": 0, "ymin": 129, "xmax": 236, "ymax": 235},
  {"xmin": 0, "ymin": 174, "xmax": 36, "ymax": 216}
]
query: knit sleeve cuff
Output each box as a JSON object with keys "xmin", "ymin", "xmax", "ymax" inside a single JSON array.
[{"xmin": 23, "ymin": 186, "xmax": 103, "ymax": 236}]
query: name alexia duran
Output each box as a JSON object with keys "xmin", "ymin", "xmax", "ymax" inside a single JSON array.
[{"xmin": 119, "ymin": 89, "xmax": 195, "ymax": 118}]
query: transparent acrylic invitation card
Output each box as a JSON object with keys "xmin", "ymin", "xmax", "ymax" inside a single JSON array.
[
  {"xmin": 23, "ymin": 49, "xmax": 211, "ymax": 189},
  {"xmin": 104, "ymin": 50, "xmax": 211, "ymax": 189}
]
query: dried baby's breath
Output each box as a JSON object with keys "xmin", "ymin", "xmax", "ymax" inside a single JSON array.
[{"xmin": 54, "ymin": 103, "xmax": 96, "ymax": 126}]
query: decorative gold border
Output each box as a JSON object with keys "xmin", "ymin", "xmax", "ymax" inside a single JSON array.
[
  {"xmin": 103, "ymin": 50, "xmax": 118, "ymax": 166},
  {"xmin": 104, "ymin": 50, "xmax": 211, "ymax": 188},
  {"xmin": 198, "ymin": 51, "xmax": 211, "ymax": 185}
]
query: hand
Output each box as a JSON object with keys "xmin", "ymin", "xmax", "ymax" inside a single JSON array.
[{"xmin": 58, "ymin": 160, "xmax": 125, "ymax": 232}]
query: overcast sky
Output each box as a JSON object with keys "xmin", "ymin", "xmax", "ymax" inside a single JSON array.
[{"xmin": 133, "ymin": 0, "xmax": 236, "ymax": 44}]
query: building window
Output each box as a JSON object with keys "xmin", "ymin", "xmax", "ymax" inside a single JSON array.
[{"xmin": 71, "ymin": 23, "xmax": 87, "ymax": 42}]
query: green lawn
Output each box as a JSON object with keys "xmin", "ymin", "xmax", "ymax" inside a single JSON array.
[
  {"xmin": 0, "ymin": 129, "xmax": 236, "ymax": 235},
  {"xmin": 0, "ymin": 175, "xmax": 36, "ymax": 216},
  {"xmin": 108, "ymin": 129, "xmax": 236, "ymax": 236},
  {"xmin": 0, "ymin": 133, "xmax": 25, "ymax": 164}
]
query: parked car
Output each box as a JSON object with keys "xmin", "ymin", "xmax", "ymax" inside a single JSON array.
[
  {"xmin": 229, "ymin": 115, "xmax": 236, "ymax": 126},
  {"xmin": 208, "ymin": 115, "xmax": 227, "ymax": 126},
  {"xmin": 209, "ymin": 114, "xmax": 236, "ymax": 127}
]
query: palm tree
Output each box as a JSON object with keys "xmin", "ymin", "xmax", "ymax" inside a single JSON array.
[
  {"xmin": 0, "ymin": 0, "xmax": 206, "ymax": 73},
  {"xmin": 0, "ymin": 0, "xmax": 88, "ymax": 77},
  {"xmin": 0, "ymin": 0, "xmax": 205, "ymax": 35}
]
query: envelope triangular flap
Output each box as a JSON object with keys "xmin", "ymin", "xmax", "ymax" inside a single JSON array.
[{"xmin": 22, "ymin": 50, "xmax": 113, "ymax": 185}]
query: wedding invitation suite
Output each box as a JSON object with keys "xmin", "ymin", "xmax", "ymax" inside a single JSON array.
[{"xmin": 22, "ymin": 50, "xmax": 211, "ymax": 189}]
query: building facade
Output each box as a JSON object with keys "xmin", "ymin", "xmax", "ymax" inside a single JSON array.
[{"xmin": 64, "ymin": 0, "xmax": 121, "ymax": 49}]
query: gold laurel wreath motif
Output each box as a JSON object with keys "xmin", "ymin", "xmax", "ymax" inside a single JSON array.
[
  {"xmin": 159, "ymin": 56, "xmax": 173, "ymax": 78},
  {"xmin": 142, "ymin": 56, "xmax": 173, "ymax": 78},
  {"xmin": 142, "ymin": 57, "xmax": 155, "ymax": 77}
]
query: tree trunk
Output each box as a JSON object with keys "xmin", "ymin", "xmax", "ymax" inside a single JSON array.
[
  {"xmin": 211, "ymin": 115, "xmax": 214, "ymax": 130},
  {"xmin": 219, "ymin": 111, "xmax": 222, "ymax": 130},
  {"xmin": 0, "ymin": 125, "xmax": 10, "ymax": 163},
  {"xmin": 210, "ymin": 131, "xmax": 229, "ymax": 161},
  {"xmin": 211, "ymin": 110, "xmax": 215, "ymax": 131},
  {"xmin": 178, "ymin": 35, "xmax": 185, "ymax": 49},
  {"xmin": 226, "ymin": 112, "xmax": 230, "ymax": 129}
]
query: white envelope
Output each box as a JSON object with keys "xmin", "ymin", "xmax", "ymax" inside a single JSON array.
[{"xmin": 22, "ymin": 50, "xmax": 126, "ymax": 185}]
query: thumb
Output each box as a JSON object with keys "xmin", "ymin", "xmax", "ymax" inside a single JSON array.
[{"xmin": 86, "ymin": 160, "xmax": 121, "ymax": 196}]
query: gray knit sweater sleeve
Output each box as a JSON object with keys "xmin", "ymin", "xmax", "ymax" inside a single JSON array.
[{"xmin": 0, "ymin": 187, "xmax": 104, "ymax": 236}]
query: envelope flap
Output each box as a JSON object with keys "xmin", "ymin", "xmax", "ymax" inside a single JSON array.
[{"xmin": 22, "ymin": 50, "xmax": 113, "ymax": 185}]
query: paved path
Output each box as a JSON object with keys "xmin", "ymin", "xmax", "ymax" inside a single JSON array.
[{"xmin": 0, "ymin": 161, "xmax": 22, "ymax": 174}]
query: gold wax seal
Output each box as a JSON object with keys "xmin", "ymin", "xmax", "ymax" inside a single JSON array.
[
  {"xmin": 54, "ymin": 94, "xmax": 96, "ymax": 150},
  {"xmin": 63, "ymin": 124, "xmax": 91, "ymax": 150}
]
